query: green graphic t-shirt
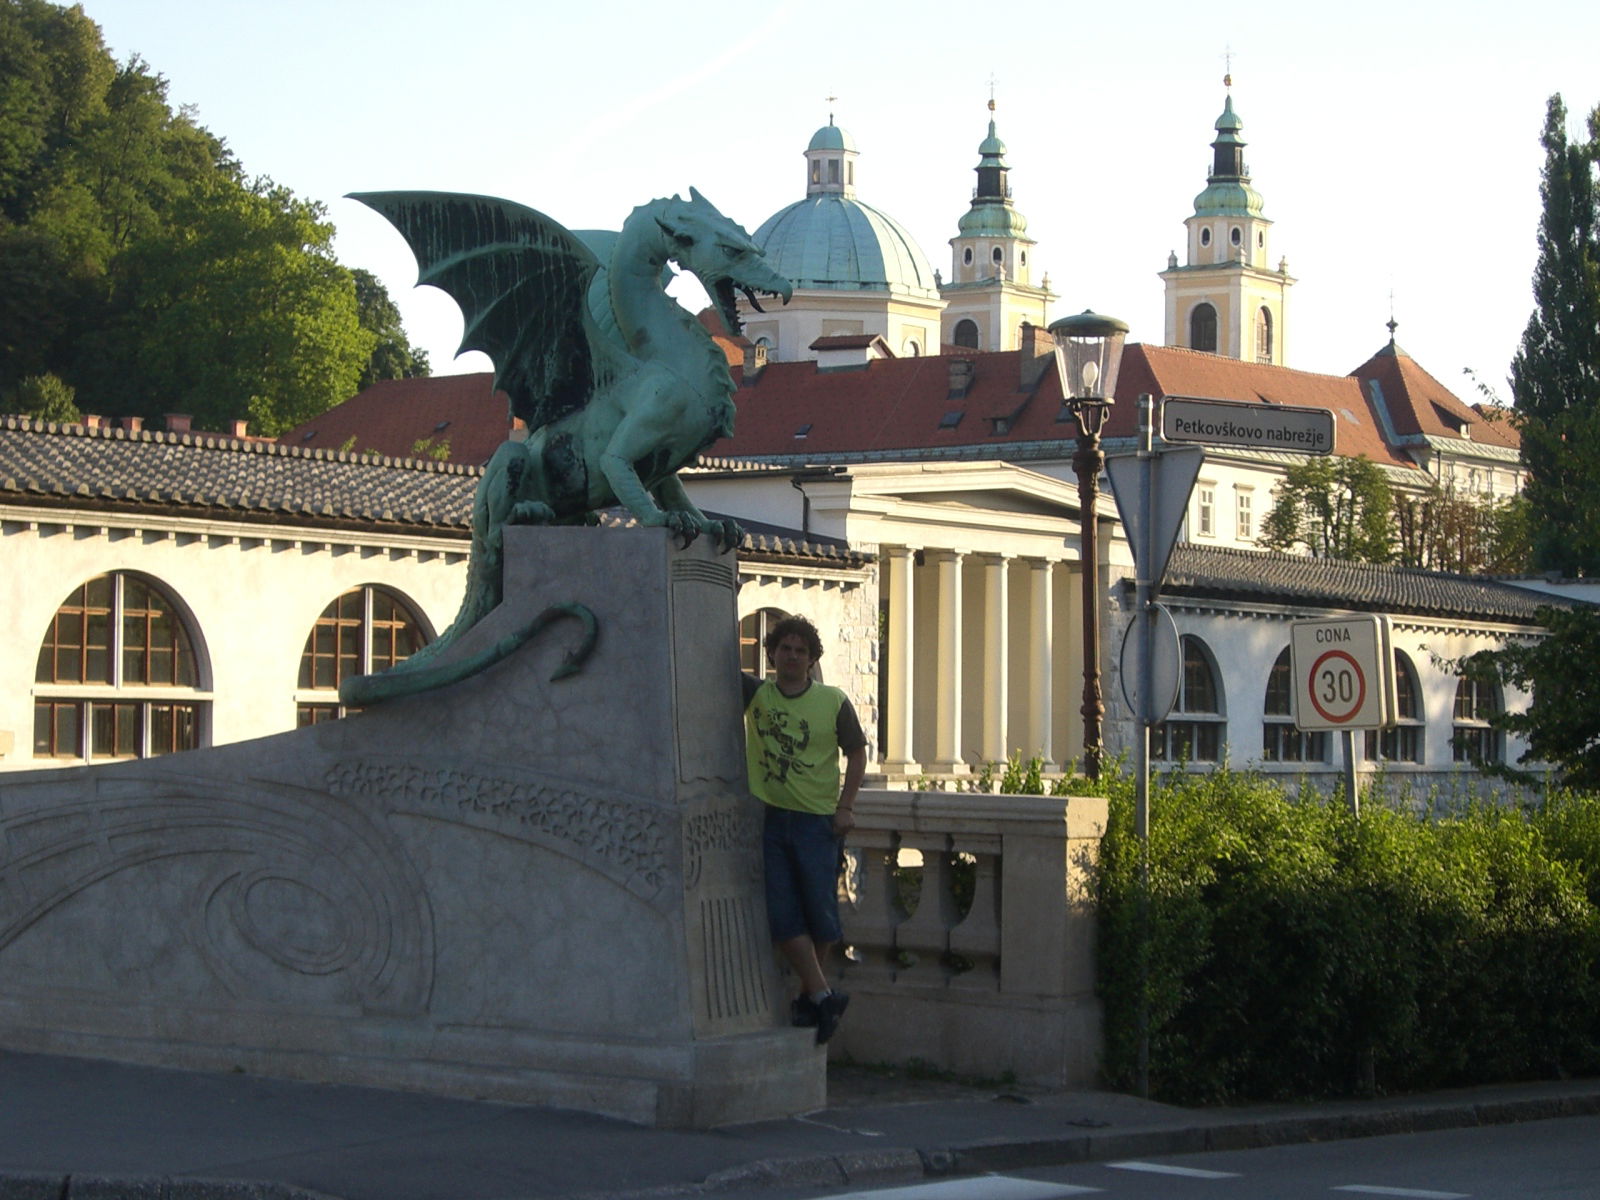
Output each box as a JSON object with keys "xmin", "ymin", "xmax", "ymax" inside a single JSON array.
[{"xmin": 744, "ymin": 678, "xmax": 866, "ymax": 815}]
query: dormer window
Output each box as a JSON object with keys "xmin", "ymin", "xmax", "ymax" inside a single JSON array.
[
  {"xmin": 794, "ymin": 423, "xmax": 812, "ymax": 439},
  {"xmin": 939, "ymin": 411, "xmax": 964, "ymax": 430}
]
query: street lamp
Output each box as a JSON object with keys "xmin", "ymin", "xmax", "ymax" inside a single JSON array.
[{"xmin": 1048, "ymin": 310, "xmax": 1128, "ymax": 782}]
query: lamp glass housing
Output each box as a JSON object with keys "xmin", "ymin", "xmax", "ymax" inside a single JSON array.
[{"xmin": 1047, "ymin": 311, "xmax": 1129, "ymax": 402}]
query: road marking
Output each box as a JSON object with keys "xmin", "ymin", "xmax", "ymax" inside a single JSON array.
[
  {"xmin": 1107, "ymin": 1160, "xmax": 1240, "ymax": 1179},
  {"xmin": 1332, "ymin": 1188, "xmax": 1469, "ymax": 1199},
  {"xmin": 819, "ymin": 1177, "xmax": 1099, "ymax": 1199}
]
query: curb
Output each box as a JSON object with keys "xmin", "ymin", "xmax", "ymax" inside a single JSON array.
[
  {"xmin": 0, "ymin": 1176, "xmax": 341, "ymax": 1200},
  {"xmin": 575, "ymin": 1087, "xmax": 1600, "ymax": 1200}
]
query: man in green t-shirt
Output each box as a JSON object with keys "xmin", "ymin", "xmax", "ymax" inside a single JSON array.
[{"xmin": 743, "ymin": 615, "xmax": 867, "ymax": 1045}]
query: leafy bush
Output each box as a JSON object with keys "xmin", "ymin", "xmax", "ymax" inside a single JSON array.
[{"xmin": 1096, "ymin": 768, "xmax": 1600, "ymax": 1103}]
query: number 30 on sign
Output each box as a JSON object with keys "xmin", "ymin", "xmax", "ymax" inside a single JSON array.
[{"xmin": 1289, "ymin": 616, "xmax": 1395, "ymax": 732}]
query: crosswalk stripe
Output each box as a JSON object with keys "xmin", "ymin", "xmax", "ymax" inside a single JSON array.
[
  {"xmin": 815, "ymin": 1177, "xmax": 1100, "ymax": 1199},
  {"xmin": 1332, "ymin": 1187, "xmax": 1468, "ymax": 1199},
  {"xmin": 1107, "ymin": 1160, "xmax": 1241, "ymax": 1179}
]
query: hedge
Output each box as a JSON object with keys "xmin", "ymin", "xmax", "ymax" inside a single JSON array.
[{"xmin": 1094, "ymin": 768, "xmax": 1600, "ymax": 1103}]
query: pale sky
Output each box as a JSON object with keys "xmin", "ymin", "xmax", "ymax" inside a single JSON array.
[{"xmin": 92, "ymin": 0, "xmax": 1598, "ymax": 399}]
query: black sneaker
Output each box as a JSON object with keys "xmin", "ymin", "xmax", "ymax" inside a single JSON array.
[
  {"xmin": 790, "ymin": 994, "xmax": 819, "ymax": 1027},
  {"xmin": 814, "ymin": 991, "xmax": 849, "ymax": 1045}
]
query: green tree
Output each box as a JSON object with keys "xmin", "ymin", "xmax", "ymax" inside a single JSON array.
[
  {"xmin": 1258, "ymin": 455, "xmax": 1396, "ymax": 563},
  {"xmin": 0, "ymin": 1, "xmax": 417, "ymax": 432},
  {"xmin": 88, "ymin": 179, "xmax": 374, "ymax": 434},
  {"xmin": 1462, "ymin": 604, "xmax": 1600, "ymax": 789},
  {"xmin": 1394, "ymin": 483, "xmax": 1532, "ymax": 574},
  {"xmin": 1510, "ymin": 94, "xmax": 1600, "ymax": 576},
  {"xmin": 4, "ymin": 370, "xmax": 79, "ymax": 420},
  {"xmin": 354, "ymin": 267, "xmax": 430, "ymax": 390}
]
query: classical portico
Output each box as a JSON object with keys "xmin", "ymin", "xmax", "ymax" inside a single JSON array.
[{"xmin": 805, "ymin": 461, "xmax": 1099, "ymax": 778}]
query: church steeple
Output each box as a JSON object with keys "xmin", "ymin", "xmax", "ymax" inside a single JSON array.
[
  {"xmin": 1159, "ymin": 76, "xmax": 1295, "ymax": 365},
  {"xmin": 941, "ymin": 98, "xmax": 1053, "ymax": 351}
]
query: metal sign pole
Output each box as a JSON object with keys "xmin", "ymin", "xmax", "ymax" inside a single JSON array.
[{"xmin": 1134, "ymin": 392, "xmax": 1155, "ymax": 1101}]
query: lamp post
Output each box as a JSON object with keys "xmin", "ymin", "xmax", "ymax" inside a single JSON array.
[{"xmin": 1047, "ymin": 310, "xmax": 1128, "ymax": 783}]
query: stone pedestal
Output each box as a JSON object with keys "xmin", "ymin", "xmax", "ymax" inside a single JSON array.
[{"xmin": 0, "ymin": 527, "xmax": 821, "ymax": 1126}]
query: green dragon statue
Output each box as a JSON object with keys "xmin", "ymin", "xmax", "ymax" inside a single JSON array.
[{"xmin": 338, "ymin": 188, "xmax": 792, "ymax": 706}]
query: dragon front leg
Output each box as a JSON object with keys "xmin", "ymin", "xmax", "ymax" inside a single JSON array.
[{"xmin": 652, "ymin": 473, "xmax": 742, "ymax": 553}]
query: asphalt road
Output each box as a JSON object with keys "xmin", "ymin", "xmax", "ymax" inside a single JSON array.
[{"xmin": 781, "ymin": 1114, "xmax": 1600, "ymax": 1200}]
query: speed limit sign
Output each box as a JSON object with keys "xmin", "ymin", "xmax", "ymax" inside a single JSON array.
[{"xmin": 1290, "ymin": 616, "xmax": 1394, "ymax": 731}]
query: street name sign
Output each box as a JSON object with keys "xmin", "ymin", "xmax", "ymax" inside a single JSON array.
[
  {"xmin": 1290, "ymin": 615, "xmax": 1393, "ymax": 731},
  {"xmin": 1163, "ymin": 395, "xmax": 1336, "ymax": 456}
]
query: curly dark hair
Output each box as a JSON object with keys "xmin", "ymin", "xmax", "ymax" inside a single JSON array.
[{"xmin": 763, "ymin": 614, "xmax": 823, "ymax": 663}]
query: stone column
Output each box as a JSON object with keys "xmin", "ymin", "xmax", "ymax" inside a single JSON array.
[
  {"xmin": 1025, "ymin": 558, "xmax": 1054, "ymax": 766},
  {"xmin": 979, "ymin": 553, "xmax": 1010, "ymax": 765},
  {"xmin": 928, "ymin": 549, "xmax": 966, "ymax": 774},
  {"xmin": 881, "ymin": 546, "xmax": 919, "ymax": 774}
]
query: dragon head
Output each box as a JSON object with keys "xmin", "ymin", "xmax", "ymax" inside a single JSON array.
[{"xmin": 654, "ymin": 188, "xmax": 792, "ymax": 336}]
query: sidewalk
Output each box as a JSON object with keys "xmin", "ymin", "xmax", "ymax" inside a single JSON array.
[{"xmin": 2, "ymin": 1049, "xmax": 1598, "ymax": 1200}]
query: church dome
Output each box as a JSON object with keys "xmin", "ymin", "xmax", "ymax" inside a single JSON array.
[
  {"xmin": 754, "ymin": 197, "xmax": 941, "ymax": 298},
  {"xmin": 754, "ymin": 122, "xmax": 941, "ymax": 299},
  {"xmin": 808, "ymin": 123, "xmax": 857, "ymax": 153}
]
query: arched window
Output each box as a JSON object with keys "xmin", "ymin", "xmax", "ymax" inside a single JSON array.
[
  {"xmin": 1255, "ymin": 307, "xmax": 1274, "ymax": 363},
  {"xmin": 1452, "ymin": 676, "xmax": 1503, "ymax": 764},
  {"xmin": 953, "ymin": 319, "xmax": 980, "ymax": 349},
  {"xmin": 991, "ymin": 246, "xmax": 1004, "ymax": 265},
  {"xmin": 1190, "ymin": 303, "xmax": 1218, "ymax": 354},
  {"xmin": 297, "ymin": 585, "xmax": 430, "ymax": 725},
  {"xmin": 1366, "ymin": 651, "xmax": 1423, "ymax": 763},
  {"xmin": 34, "ymin": 573, "xmax": 206, "ymax": 760},
  {"xmin": 1262, "ymin": 647, "xmax": 1329, "ymax": 763},
  {"xmin": 739, "ymin": 607, "xmax": 789, "ymax": 679},
  {"xmin": 963, "ymin": 247, "xmax": 974, "ymax": 266},
  {"xmin": 1153, "ymin": 636, "xmax": 1225, "ymax": 763}
]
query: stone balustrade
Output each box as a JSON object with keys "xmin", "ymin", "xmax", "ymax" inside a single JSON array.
[{"xmin": 830, "ymin": 788, "xmax": 1107, "ymax": 1088}]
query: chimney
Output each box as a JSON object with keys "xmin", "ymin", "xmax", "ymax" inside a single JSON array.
[
  {"xmin": 742, "ymin": 341, "xmax": 768, "ymax": 384},
  {"xmin": 121, "ymin": 416, "xmax": 144, "ymax": 433},
  {"xmin": 82, "ymin": 414, "xmax": 105, "ymax": 430},
  {"xmin": 228, "ymin": 418, "xmax": 250, "ymax": 439},
  {"xmin": 948, "ymin": 358, "xmax": 975, "ymax": 399},
  {"xmin": 165, "ymin": 413, "xmax": 192, "ymax": 434},
  {"xmin": 1018, "ymin": 321, "xmax": 1056, "ymax": 391}
]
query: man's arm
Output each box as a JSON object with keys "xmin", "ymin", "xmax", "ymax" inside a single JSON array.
[{"xmin": 833, "ymin": 745, "xmax": 866, "ymax": 837}]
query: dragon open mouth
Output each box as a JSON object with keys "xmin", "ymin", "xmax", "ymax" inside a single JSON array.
[{"xmin": 714, "ymin": 278, "xmax": 787, "ymax": 337}]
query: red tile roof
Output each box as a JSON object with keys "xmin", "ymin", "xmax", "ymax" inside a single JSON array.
[
  {"xmin": 279, "ymin": 374, "xmax": 512, "ymax": 465},
  {"xmin": 284, "ymin": 341, "xmax": 1511, "ymax": 477},
  {"xmin": 1120, "ymin": 344, "xmax": 1414, "ymax": 468},
  {"xmin": 1348, "ymin": 343, "xmax": 1520, "ymax": 450}
]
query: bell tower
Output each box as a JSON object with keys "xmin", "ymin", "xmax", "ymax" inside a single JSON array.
[
  {"xmin": 940, "ymin": 99, "xmax": 1055, "ymax": 352},
  {"xmin": 1159, "ymin": 78, "xmax": 1295, "ymax": 365}
]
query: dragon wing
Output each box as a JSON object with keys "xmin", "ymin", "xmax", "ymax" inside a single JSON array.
[{"xmin": 349, "ymin": 191, "xmax": 627, "ymax": 431}]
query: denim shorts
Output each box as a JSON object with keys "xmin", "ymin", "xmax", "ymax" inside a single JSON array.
[{"xmin": 762, "ymin": 806, "xmax": 843, "ymax": 944}]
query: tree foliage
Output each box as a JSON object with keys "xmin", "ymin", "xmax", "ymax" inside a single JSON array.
[
  {"xmin": 0, "ymin": 1, "xmax": 425, "ymax": 434},
  {"xmin": 1462, "ymin": 604, "xmax": 1600, "ymax": 790},
  {"xmin": 1394, "ymin": 483, "xmax": 1532, "ymax": 575},
  {"xmin": 1510, "ymin": 94, "xmax": 1600, "ymax": 575},
  {"xmin": 354, "ymin": 268, "xmax": 430, "ymax": 391},
  {"xmin": 1257, "ymin": 455, "xmax": 1396, "ymax": 563}
]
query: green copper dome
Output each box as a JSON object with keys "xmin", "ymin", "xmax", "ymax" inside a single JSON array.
[
  {"xmin": 958, "ymin": 203, "xmax": 1028, "ymax": 237},
  {"xmin": 807, "ymin": 123, "xmax": 857, "ymax": 152},
  {"xmin": 753, "ymin": 195, "xmax": 940, "ymax": 298},
  {"xmin": 1192, "ymin": 92, "xmax": 1264, "ymax": 217}
]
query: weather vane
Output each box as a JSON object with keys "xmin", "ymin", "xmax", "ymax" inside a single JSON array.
[{"xmin": 1223, "ymin": 46, "xmax": 1234, "ymax": 89}]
